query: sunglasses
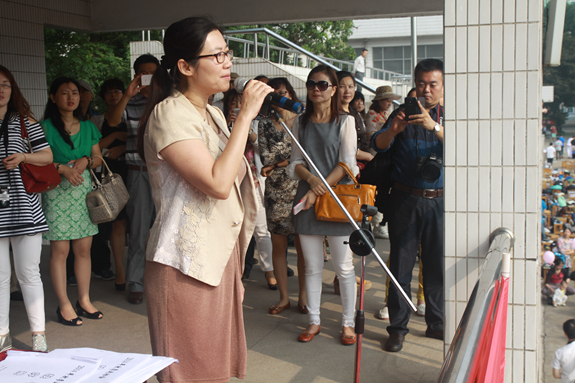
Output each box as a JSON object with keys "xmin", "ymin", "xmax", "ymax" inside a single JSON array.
[{"xmin": 305, "ymin": 80, "xmax": 333, "ymax": 91}]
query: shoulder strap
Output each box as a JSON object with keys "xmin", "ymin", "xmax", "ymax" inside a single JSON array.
[{"xmin": 19, "ymin": 115, "xmax": 29, "ymax": 139}]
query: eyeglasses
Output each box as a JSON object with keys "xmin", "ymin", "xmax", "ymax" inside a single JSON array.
[
  {"xmin": 104, "ymin": 90, "xmax": 123, "ymax": 96},
  {"xmin": 197, "ymin": 50, "xmax": 233, "ymax": 64},
  {"xmin": 0, "ymin": 83, "xmax": 11, "ymax": 90},
  {"xmin": 305, "ymin": 80, "xmax": 333, "ymax": 91}
]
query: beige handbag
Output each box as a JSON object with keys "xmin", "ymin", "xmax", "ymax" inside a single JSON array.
[{"xmin": 86, "ymin": 156, "xmax": 130, "ymax": 224}]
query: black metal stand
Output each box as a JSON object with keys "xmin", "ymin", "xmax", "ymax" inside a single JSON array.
[{"xmin": 268, "ymin": 109, "xmax": 417, "ymax": 382}]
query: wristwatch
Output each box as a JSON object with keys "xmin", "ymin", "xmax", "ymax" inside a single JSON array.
[{"xmin": 433, "ymin": 123, "xmax": 441, "ymax": 132}]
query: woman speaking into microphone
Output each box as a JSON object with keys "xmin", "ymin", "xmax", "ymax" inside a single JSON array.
[{"xmin": 138, "ymin": 16, "xmax": 272, "ymax": 382}]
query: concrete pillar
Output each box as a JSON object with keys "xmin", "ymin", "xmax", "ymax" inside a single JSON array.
[{"xmin": 443, "ymin": 0, "xmax": 543, "ymax": 381}]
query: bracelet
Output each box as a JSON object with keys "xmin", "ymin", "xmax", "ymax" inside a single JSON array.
[
  {"xmin": 22, "ymin": 153, "xmax": 27, "ymax": 164},
  {"xmin": 83, "ymin": 155, "xmax": 92, "ymax": 168},
  {"xmin": 56, "ymin": 163, "xmax": 61, "ymax": 172}
]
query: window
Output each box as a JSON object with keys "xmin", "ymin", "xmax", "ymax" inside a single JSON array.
[{"xmin": 371, "ymin": 44, "xmax": 444, "ymax": 76}]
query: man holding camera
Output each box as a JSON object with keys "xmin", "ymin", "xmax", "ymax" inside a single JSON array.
[{"xmin": 371, "ymin": 59, "xmax": 445, "ymax": 352}]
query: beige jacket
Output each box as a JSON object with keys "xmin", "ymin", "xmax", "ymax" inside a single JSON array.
[{"xmin": 144, "ymin": 91, "xmax": 257, "ymax": 286}]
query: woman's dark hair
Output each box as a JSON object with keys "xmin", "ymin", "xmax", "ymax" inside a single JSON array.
[
  {"xmin": 369, "ymin": 99, "xmax": 383, "ymax": 113},
  {"xmin": 138, "ymin": 16, "xmax": 223, "ymax": 160},
  {"xmin": 301, "ymin": 65, "xmax": 340, "ymax": 127},
  {"xmin": 43, "ymin": 77, "xmax": 84, "ymax": 149},
  {"xmin": 99, "ymin": 78, "xmax": 125, "ymax": 100},
  {"xmin": 223, "ymin": 89, "xmax": 240, "ymax": 118},
  {"xmin": 0, "ymin": 65, "xmax": 33, "ymax": 120},
  {"xmin": 267, "ymin": 77, "xmax": 301, "ymax": 104},
  {"xmin": 336, "ymin": 70, "xmax": 354, "ymax": 85},
  {"xmin": 350, "ymin": 91, "xmax": 365, "ymax": 119},
  {"xmin": 351, "ymin": 91, "xmax": 364, "ymax": 105}
]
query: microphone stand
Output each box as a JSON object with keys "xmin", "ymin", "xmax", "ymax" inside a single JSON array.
[{"xmin": 268, "ymin": 109, "xmax": 417, "ymax": 383}]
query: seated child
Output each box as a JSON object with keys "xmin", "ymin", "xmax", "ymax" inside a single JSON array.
[
  {"xmin": 552, "ymin": 319, "xmax": 575, "ymax": 382},
  {"xmin": 553, "ymin": 280, "xmax": 569, "ymax": 307},
  {"xmin": 542, "ymin": 259, "xmax": 575, "ymax": 303}
]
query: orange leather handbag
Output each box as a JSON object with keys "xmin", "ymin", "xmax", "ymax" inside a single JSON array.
[{"xmin": 314, "ymin": 162, "xmax": 377, "ymax": 223}]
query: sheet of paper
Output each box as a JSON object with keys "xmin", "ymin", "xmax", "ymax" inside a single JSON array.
[
  {"xmin": 47, "ymin": 348, "xmax": 177, "ymax": 383},
  {"xmin": 0, "ymin": 352, "xmax": 101, "ymax": 383},
  {"xmin": 49, "ymin": 348, "xmax": 152, "ymax": 383}
]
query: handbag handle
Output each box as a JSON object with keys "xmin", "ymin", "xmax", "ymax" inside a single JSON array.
[
  {"xmin": 19, "ymin": 116, "xmax": 33, "ymax": 153},
  {"xmin": 93, "ymin": 155, "xmax": 114, "ymax": 177},
  {"xmin": 336, "ymin": 162, "xmax": 359, "ymax": 188},
  {"xmin": 88, "ymin": 155, "xmax": 114, "ymax": 189}
]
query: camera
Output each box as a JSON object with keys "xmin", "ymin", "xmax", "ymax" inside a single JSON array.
[
  {"xmin": 0, "ymin": 185, "xmax": 10, "ymax": 208},
  {"xmin": 414, "ymin": 154, "xmax": 443, "ymax": 182}
]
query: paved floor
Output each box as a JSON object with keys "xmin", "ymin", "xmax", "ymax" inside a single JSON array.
[
  {"xmin": 7, "ymin": 238, "xmax": 445, "ymax": 383},
  {"xmin": 7, "ymin": 228, "xmax": 567, "ymax": 382},
  {"xmin": 542, "ymin": 295, "xmax": 575, "ymax": 383}
]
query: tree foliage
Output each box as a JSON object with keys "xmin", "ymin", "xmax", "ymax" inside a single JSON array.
[
  {"xmin": 543, "ymin": 3, "xmax": 575, "ymax": 128},
  {"xmin": 225, "ymin": 21, "xmax": 356, "ymax": 64},
  {"xmin": 44, "ymin": 21, "xmax": 355, "ymax": 110},
  {"xmin": 44, "ymin": 28, "xmax": 162, "ymax": 112}
]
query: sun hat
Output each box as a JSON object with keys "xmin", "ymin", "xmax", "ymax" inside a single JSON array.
[
  {"xmin": 77, "ymin": 79, "xmax": 93, "ymax": 93},
  {"xmin": 372, "ymin": 86, "xmax": 401, "ymax": 101}
]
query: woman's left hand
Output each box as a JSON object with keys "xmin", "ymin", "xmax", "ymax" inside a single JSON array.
[
  {"xmin": 70, "ymin": 157, "xmax": 90, "ymax": 173},
  {"xmin": 302, "ymin": 190, "xmax": 317, "ymax": 210},
  {"xmin": 2, "ymin": 153, "xmax": 26, "ymax": 170}
]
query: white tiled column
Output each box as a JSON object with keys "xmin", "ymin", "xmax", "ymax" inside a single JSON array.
[
  {"xmin": 444, "ymin": 0, "xmax": 543, "ymax": 381},
  {"xmin": 0, "ymin": 0, "xmax": 92, "ymax": 117}
]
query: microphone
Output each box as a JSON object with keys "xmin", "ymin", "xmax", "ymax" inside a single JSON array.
[{"xmin": 234, "ymin": 77, "xmax": 304, "ymax": 114}]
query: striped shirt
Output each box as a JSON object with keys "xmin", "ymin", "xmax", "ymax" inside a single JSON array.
[
  {"xmin": 0, "ymin": 114, "xmax": 50, "ymax": 237},
  {"xmin": 125, "ymin": 93, "xmax": 147, "ymax": 166}
]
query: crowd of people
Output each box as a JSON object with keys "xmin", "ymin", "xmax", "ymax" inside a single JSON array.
[{"xmin": 0, "ymin": 16, "xmax": 447, "ymax": 383}]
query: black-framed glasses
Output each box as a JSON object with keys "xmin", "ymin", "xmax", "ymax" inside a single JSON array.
[
  {"xmin": 0, "ymin": 83, "xmax": 11, "ymax": 90},
  {"xmin": 197, "ymin": 50, "xmax": 233, "ymax": 64},
  {"xmin": 305, "ymin": 80, "xmax": 332, "ymax": 91}
]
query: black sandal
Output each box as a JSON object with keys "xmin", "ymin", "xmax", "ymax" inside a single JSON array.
[
  {"xmin": 75, "ymin": 301, "xmax": 103, "ymax": 319},
  {"xmin": 56, "ymin": 307, "xmax": 82, "ymax": 326}
]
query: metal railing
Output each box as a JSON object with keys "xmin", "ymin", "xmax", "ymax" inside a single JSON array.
[
  {"xmin": 223, "ymin": 28, "xmax": 405, "ymax": 93},
  {"xmin": 437, "ymin": 227, "xmax": 514, "ymax": 383}
]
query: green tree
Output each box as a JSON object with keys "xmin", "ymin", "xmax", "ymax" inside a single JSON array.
[
  {"xmin": 226, "ymin": 21, "xmax": 356, "ymax": 65},
  {"xmin": 44, "ymin": 28, "xmax": 163, "ymax": 112},
  {"xmin": 543, "ymin": 3, "xmax": 575, "ymax": 128}
]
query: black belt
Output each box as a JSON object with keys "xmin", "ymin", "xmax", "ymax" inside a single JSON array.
[
  {"xmin": 393, "ymin": 182, "xmax": 443, "ymax": 198},
  {"xmin": 127, "ymin": 165, "xmax": 147, "ymax": 172}
]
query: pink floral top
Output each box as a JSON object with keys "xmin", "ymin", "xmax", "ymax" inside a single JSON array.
[{"xmin": 365, "ymin": 109, "xmax": 390, "ymax": 136}]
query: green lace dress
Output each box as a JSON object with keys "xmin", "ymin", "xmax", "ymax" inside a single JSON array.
[{"xmin": 41, "ymin": 119, "xmax": 101, "ymax": 240}]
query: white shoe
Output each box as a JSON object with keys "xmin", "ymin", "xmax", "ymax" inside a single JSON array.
[
  {"xmin": 32, "ymin": 333, "xmax": 48, "ymax": 352},
  {"xmin": 417, "ymin": 304, "xmax": 426, "ymax": 317},
  {"xmin": 0, "ymin": 333, "xmax": 12, "ymax": 353},
  {"xmin": 371, "ymin": 212, "xmax": 383, "ymax": 226},
  {"xmin": 373, "ymin": 224, "xmax": 389, "ymax": 239},
  {"xmin": 375, "ymin": 306, "xmax": 389, "ymax": 320}
]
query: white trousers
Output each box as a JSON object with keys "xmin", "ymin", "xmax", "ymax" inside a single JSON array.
[
  {"xmin": 299, "ymin": 234, "xmax": 356, "ymax": 327},
  {"xmin": 253, "ymin": 189, "xmax": 273, "ymax": 272},
  {"xmin": 0, "ymin": 234, "xmax": 44, "ymax": 334}
]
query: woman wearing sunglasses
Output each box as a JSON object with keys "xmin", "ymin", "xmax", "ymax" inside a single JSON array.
[
  {"xmin": 138, "ymin": 16, "xmax": 272, "ymax": 382},
  {"xmin": 287, "ymin": 65, "xmax": 358, "ymax": 345}
]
